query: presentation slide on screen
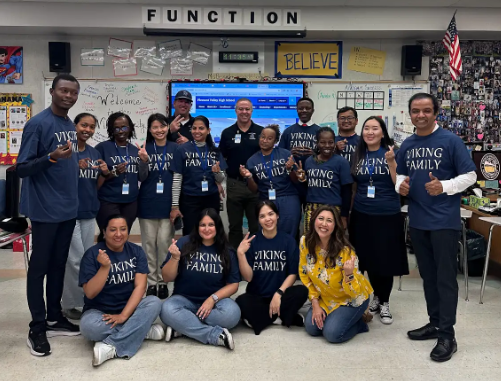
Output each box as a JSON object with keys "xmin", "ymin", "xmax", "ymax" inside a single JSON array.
[{"xmin": 170, "ymin": 82, "xmax": 304, "ymax": 144}]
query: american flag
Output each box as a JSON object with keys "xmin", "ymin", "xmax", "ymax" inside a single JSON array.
[{"xmin": 443, "ymin": 14, "xmax": 462, "ymax": 81}]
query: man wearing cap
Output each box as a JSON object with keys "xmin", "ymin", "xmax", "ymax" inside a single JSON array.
[
  {"xmin": 219, "ymin": 98, "xmax": 263, "ymax": 248},
  {"xmin": 167, "ymin": 90, "xmax": 196, "ymax": 144}
]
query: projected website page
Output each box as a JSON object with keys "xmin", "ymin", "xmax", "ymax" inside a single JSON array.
[{"xmin": 170, "ymin": 83, "xmax": 304, "ymax": 144}]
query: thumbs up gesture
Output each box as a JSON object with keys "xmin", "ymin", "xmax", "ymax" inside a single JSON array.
[
  {"xmin": 425, "ymin": 172, "xmax": 443, "ymax": 196},
  {"xmin": 385, "ymin": 146, "xmax": 395, "ymax": 163}
]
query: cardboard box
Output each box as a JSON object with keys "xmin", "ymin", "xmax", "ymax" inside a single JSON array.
[{"xmin": 469, "ymin": 195, "xmax": 491, "ymax": 209}]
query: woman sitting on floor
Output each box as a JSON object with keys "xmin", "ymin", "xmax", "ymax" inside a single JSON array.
[
  {"xmin": 160, "ymin": 208, "xmax": 241, "ymax": 350},
  {"xmin": 79, "ymin": 215, "xmax": 164, "ymax": 367},
  {"xmin": 236, "ymin": 200, "xmax": 308, "ymax": 335},
  {"xmin": 299, "ymin": 205, "xmax": 374, "ymax": 343}
]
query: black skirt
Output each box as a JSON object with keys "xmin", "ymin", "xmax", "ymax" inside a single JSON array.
[{"xmin": 348, "ymin": 209, "xmax": 409, "ymax": 276}]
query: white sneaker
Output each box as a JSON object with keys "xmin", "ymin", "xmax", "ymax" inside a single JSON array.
[
  {"xmin": 369, "ymin": 296, "xmax": 380, "ymax": 315},
  {"xmin": 145, "ymin": 324, "xmax": 165, "ymax": 341},
  {"xmin": 379, "ymin": 302, "xmax": 393, "ymax": 325},
  {"xmin": 92, "ymin": 342, "xmax": 117, "ymax": 367},
  {"xmin": 165, "ymin": 326, "xmax": 183, "ymax": 342},
  {"xmin": 217, "ymin": 328, "xmax": 234, "ymax": 350},
  {"xmin": 272, "ymin": 317, "xmax": 283, "ymax": 325}
]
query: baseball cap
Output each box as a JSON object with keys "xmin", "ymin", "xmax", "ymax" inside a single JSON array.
[{"xmin": 174, "ymin": 90, "xmax": 193, "ymax": 102}]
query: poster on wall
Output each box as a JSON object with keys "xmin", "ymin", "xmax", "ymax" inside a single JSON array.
[
  {"xmin": 0, "ymin": 46, "xmax": 23, "ymax": 84},
  {"xmin": 0, "ymin": 93, "xmax": 32, "ymax": 165}
]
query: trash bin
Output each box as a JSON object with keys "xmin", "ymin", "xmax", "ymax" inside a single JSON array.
[{"xmin": 459, "ymin": 229, "xmax": 487, "ymax": 277}]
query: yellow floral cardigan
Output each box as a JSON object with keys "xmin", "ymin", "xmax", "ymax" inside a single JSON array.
[{"xmin": 299, "ymin": 236, "xmax": 373, "ymax": 315}]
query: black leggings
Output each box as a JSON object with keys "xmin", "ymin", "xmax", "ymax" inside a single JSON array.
[
  {"xmin": 96, "ymin": 200, "xmax": 137, "ymax": 241},
  {"xmin": 367, "ymin": 272, "xmax": 394, "ymax": 304},
  {"xmin": 236, "ymin": 285, "xmax": 308, "ymax": 335}
]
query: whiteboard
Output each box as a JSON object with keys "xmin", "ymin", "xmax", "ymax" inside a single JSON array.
[
  {"xmin": 43, "ymin": 80, "xmax": 168, "ymax": 146},
  {"xmin": 307, "ymin": 82, "xmax": 429, "ymax": 139}
]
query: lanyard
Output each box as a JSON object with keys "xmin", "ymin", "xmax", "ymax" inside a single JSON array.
[
  {"xmin": 115, "ymin": 143, "xmax": 129, "ymax": 183},
  {"xmin": 261, "ymin": 149, "xmax": 274, "ymax": 188},
  {"xmin": 193, "ymin": 142, "xmax": 209, "ymax": 175},
  {"xmin": 154, "ymin": 142, "xmax": 167, "ymax": 182}
]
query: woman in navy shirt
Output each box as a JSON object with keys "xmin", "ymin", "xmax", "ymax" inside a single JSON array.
[
  {"xmin": 160, "ymin": 208, "xmax": 241, "ymax": 350},
  {"xmin": 137, "ymin": 114, "xmax": 177, "ymax": 300},
  {"xmin": 79, "ymin": 215, "xmax": 163, "ymax": 367},
  {"xmin": 236, "ymin": 200, "xmax": 308, "ymax": 335},
  {"xmin": 62, "ymin": 113, "xmax": 109, "ymax": 320},
  {"xmin": 95, "ymin": 112, "xmax": 148, "ymax": 241},
  {"xmin": 348, "ymin": 116, "xmax": 408, "ymax": 325},
  {"xmin": 170, "ymin": 116, "xmax": 227, "ymax": 236},
  {"xmin": 241, "ymin": 124, "xmax": 300, "ymax": 237},
  {"xmin": 295, "ymin": 127, "xmax": 353, "ymax": 233}
]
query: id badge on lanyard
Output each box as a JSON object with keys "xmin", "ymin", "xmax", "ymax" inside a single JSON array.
[
  {"xmin": 156, "ymin": 181, "xmax": 164, "ymax": 194},
  {"xmin": 366, "ymin": 152, "xmax": 375, "ymax": 199},
  {"xmin": 193, "ymin": 143, "xmax": 209, "ymax": 192},
  {"xmin": 268, "ymin": 185, "xmax": 276, "ymax": 200},
  {"xmin": 235, "ymin": 133, "xmax": 241, "ymax": 144},
  {"xmin": 116, "ymin": 143, "xmax": 129, "ymax": 195},
  {"xmin": 154, "ymin": 143, "xmax": 167, "ymax": 194},
  {"xmin": 262, "ymin": 150, "xmax": 275, "ymax": 200},
  {"xmin": 122, "ymin": 182, "xmax": 130, "ymax": 195},
  {"xmin": 202, "ymin": 177, "xmax": 209, "ymax": 192}
]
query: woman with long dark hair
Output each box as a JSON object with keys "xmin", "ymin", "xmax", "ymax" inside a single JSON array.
[
  {"xmin": 295, "ymin": 127, "xmax": 353, "ymax": 233},
  {"xmin": 160, "ymin": 208, "xmax": 241, "ymax": 350},
  {"xmin": 300, "ymin": 205, "xmax": 373, "ymax": 343},
  {"xmin": 62, "ymin": 113, "xmax": 109, "ymax": 320},
  {"xmin": 240, "ymin": 124, "xmax": 300, "ymax": 237},
  {"xmin": 95, "ymin": 112, "xmax": 148, "ymax": 241},
  {"xmin": 79, "ymin": 215, "xmax": 163, "ymax": 367},
  {"xmin": 348, "ymin": 116, "xmax": 408, "ymax": 325},
  {"xmin": 170, "ymin": 116, "xmax": 227, "ymax": 236},
  {"xmin": 137, "ymin": 113, "xmax": 178, "ymax": 300},
  {"xmin": 236, "ymin": 200, "xmax": 308, "ymax": 335}
]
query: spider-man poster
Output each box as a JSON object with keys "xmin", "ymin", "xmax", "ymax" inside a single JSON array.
[{"xmin": 0, "ymin": 46, "xmax": 23, "ymax": 84}]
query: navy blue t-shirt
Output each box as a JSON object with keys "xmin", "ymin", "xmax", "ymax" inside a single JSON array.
[
  {"xmin": 335, "ymin": 134, "xmax": 360, "ymax": 164},
  {"xmin": 245, "ymin": 231, "xmax": 299, "ymax": 298},
  {"xmin": 396, "ymin": 127, "xmax": 476, "ymax": 230},
  {"xmin": 171, "ymin": 142, "xmax": 227, "ymax": 196},
  {"xmin": 304, "ymin": 154, "xmax": 352, "ymax": 205},
  {"xmin": 79, "ymin": 241, "xmax": 149, "ymax": 314},
  {"xmin": 18, "ymin": 107, "xmax": 79, "ymax": 223},
  {"xmin": 161, "ymin": 236, "xmax": 240, "ymax": 303},
  {"xmin": 137, "ymin": 141, "xmax": 177, "ymax": 219},
  {"xmin": 246, "ymin": 147, "xmax": 298, "ymax": 199},
  {"xmin": 353, "ymin": 147, "xmax": 401, "ymax": 215},
  {"xmin": 95, "ymin": 141, "xmax": 140, "ymax": 203},
  {"xmin": 278, "ymin": 123, "xmax": 320, "ymax": 166},
  {"xmin": 77, "ymin": 145, "xmax": 102, "ymax": 220}
]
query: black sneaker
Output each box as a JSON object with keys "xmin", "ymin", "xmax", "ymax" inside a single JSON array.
[
  {"xmin": 27, "ymin": 330, "xmax": 51, "ymax": 356},
  {"xmin": 217, "ymin": 328, "xmax": 234, "ymax": 350},
  {"xmin": 146, "ymin": 285, "xmax": 157, "ymax": 297},
  {"xmin": 158, "ymin": 285, "xmax": 169, "ymax": 299},
  {"xmin": 46, "ymin": 317, "xmax": 81, "ymax": 337}
]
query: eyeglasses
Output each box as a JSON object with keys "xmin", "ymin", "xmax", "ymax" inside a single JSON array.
[
  {"xmin": 338, "ymin": 117, "xmax": 356, "ymax": 122},
  {"xmin": 114, "ymin": 126, "xmax": 129, "ymax": 133}
]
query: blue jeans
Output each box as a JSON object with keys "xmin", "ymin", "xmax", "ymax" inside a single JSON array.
[
  {"xmin": 160, "ymin": 295, "xmax": 241, "ymax": 346},
  {"xmin": 273, "ymin": 194, "xmax": 301, "ymax": 238},
  {"xmin": 80, "ymin": 296, "xmax": 162, "ymax": 358},
  {"xmin": 305, "ymin": 299, "xmax": 370, "ymax": 343}
]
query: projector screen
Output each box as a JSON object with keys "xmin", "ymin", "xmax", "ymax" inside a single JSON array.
[{"xmin": 170, "ymin": 81, "xmax": 305, "ymax": 144}]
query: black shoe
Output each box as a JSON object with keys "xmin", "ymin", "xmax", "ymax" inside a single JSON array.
[
  {"xmin": 46, "ymin": 317, "xmax": 80, "ymax": 338},
  {"xmin": 407, "ymin": 323, "xmax": 438, "ymax": 341},
  {"xmin": 288, "ymin": 313, "xmax": 305, "ymax": 327},
  {"xmin": 158, "ymin": 285, "xmax": 169, "ymax": 299},
  {"xmin": 217, "ymin": 328, "xmax": 234, "ymax": 350},
  {"xmin": 146, "ymin": 285, "xmax": 157, "ymax": 297},
  {"xmin": 430, "ymin": 338, "xmax": 457, "ymax": 362},
  {"xmin": 27, "ymin": 330, "xmax": 51, "ymax": 356}
]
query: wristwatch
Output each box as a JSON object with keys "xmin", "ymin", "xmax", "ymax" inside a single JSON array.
[
  {"xmin": 211, "ymin": 294, "xmax": 219, "ymax": 303},
  {"xmin": 346, "ymin": 274, "xmax": 355, "ymax": 282},
  {"xmin": 276, "ymin": 289, "xmax": 284, "ymax": 297}
]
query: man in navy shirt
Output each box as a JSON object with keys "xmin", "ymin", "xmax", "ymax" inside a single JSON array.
[
  {"xmin": 396, "ymin": 93, "xmax": 476, "ymax": 362},
  {"xmin": 335, "ymin": 106, "xmax": 360, "ymax": 165},
  {"xmin": 17, "ymin": 74, "xmax": 81, "ymax": 357},
  {"xmin": 219, "ymin": 98, "xmax": 263, "ymax": 249},
  {"xmin": 167, "ymin": 90, "xmax": 195, "ymax": 144}
]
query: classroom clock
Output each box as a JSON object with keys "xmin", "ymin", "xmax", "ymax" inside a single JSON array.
[{"xmin": 219, "ymin": 52, "xmax": 258, "ymax": 63}]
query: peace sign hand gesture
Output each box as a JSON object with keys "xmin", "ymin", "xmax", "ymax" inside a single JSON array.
[
  {"xmin": 237, "ymin": 232, "xmax": 256, "ymax": 256},
  {"xmin": 385, "ymin": 145, "xmax": 395, "ymax": 163},
  {"xmin": 212, "ymin": 161, "xmax": 221, "ymax": 173},
  {"xmin": 136, "ymin": 141, "xmax": 149, "ymax": 163},
  {"xmin": 170, "ymin": 115, "xmax": 183, "ymax": 133},
  {"xmin": 285, "ymin": 155, "xmax": 296, "ymax": 170},
  {"xmin": 92, "ymin": 159, "xmax": 110, "ymax": 176},
  {"xmin": 295, "ymin": 160, "xmax": 306, "ymax": 182},
  {"xmin": 168, "ymin": 239, "xmax": 181, "ymax": 260},
  {"xmin": 342, "ymin": 256, "xmax": 357, "ymax": 276}
]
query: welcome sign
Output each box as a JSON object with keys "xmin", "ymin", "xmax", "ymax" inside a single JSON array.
[{"xmin": 142, "ymin": 7, "xmax": 301, "ymax": 28}]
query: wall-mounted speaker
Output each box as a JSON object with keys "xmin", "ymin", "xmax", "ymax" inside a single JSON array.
[
  {"xmin": 401, "ymin": 45, "xmax": 422, "ymax": 77},
  {"xmin": 48, "ymin": 42, "xmax": 71, "ymax": 73}
]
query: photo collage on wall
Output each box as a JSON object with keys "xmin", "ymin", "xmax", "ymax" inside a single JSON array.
[{"xmin": 422, "ymin": 40, "xmax": 501, "ymax": 146}]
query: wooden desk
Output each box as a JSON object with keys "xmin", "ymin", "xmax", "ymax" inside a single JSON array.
[{"xmin": 462, "ymin": 205, "xmax": 501, "ymax": 277}]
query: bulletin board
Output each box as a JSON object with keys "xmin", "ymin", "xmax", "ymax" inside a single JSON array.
[
  {"xmin": 306, "ymin": 81, "xmax": 429, "ymax": 144},
  {"xmin": 0, "ymin": 93, "xmax": 33, "ymax": 165}
]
